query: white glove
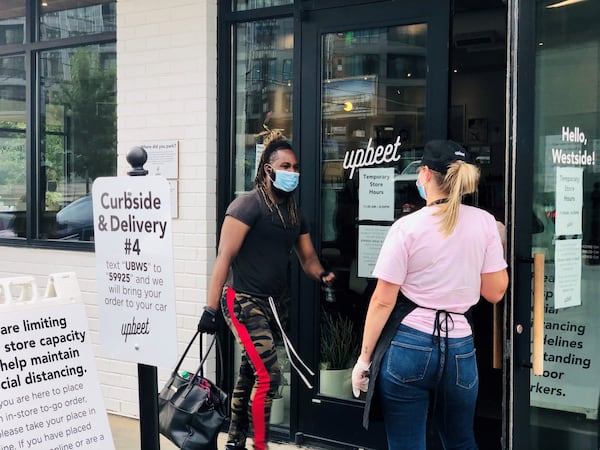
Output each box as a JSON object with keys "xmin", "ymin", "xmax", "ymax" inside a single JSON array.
[{"xmin": 351, "ymin": 358, "xmax": 371, "ymax": 398}]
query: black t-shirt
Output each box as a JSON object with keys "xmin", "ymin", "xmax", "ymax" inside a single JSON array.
[{"xmin": 225, "ymin": 189, "xmax": 309, "ymax": 298}]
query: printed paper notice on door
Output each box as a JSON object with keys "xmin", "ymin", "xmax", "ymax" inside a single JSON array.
[
  {"xmin": 358, "ymin": 225, "xmax": 390, "ymax": 277},
  {"xmin": 554, "ymin": 238, "xmax": 582, "ymax": 308},
  {"xmin": 358, "ymin": 168, "xmax": 394, "ymax": 221},
  {"xmin": 530, "ymin": 263, "xmax": 599, "ymax": 420},
  {"xmin": 555, "ymin": 167, "xmax": 583, "ymax": 236}
]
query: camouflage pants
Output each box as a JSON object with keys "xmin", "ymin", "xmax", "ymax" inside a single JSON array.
[{"xmin": 221, "ymin": 287, "xmax": 281, "ymax": 450}]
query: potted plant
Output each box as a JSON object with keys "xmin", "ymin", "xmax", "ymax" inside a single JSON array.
[
  {"xmin": 270, "ymin": 343, "xmax": 290, "ymax": 425},
  {"xmin": 319, "ymin": 310, "xmax": 358, "ymax": 398},
  {"xmin": 270, "ymin": 372, "xmax": 288, "ymax": 425}
]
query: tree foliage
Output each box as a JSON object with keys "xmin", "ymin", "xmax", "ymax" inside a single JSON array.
[
  {"xmin": 0, "ymin": 123, "xmax": 26, "ymax": 188},
  {"xmin": 51, "ymin": 46, "xmax": 116, "ymax": 189}
]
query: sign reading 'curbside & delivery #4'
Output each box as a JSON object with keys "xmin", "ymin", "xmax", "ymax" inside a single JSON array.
[{"xmin": 92, "ymin": 176, "xmax": 177, "ymax": 367}]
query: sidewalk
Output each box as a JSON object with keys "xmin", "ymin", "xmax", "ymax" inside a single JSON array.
[{"xmin": 108, "ymin": 414, "xmax": 310, "ymax": 450}]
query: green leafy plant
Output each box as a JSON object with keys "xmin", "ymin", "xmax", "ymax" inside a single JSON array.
[
  {"xmin": 276, "ymin": 372, "xmax": 289, "ymax": 399},
  {"xmin": 52, "ymin": 47, "xmax": 117, "ymax": 193},
  {"xmin": 45, "ymin": 191, "xmax": 63, "ymax": 211},
  {"xmin": 274, "ymin": 343, "xmax": 291, "ymax": 399},
  {"xmin": 320, "ymin": 310, "xmax": 358, "ymax": 370}
]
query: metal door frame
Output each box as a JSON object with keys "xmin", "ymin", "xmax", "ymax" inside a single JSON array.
[{"xmin": 506, "ymin": 0, "xmax": 537, "ymax": 448}]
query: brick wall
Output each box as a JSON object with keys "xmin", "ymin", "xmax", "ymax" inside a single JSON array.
[{"xmin": 0, "ymin": 0, "xmax": 218, "ymax": 419}]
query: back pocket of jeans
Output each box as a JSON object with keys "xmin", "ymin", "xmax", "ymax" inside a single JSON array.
[
  {"xmin": 386, "ymin": 342, "xmax": 432, "ymax": 383},
  {"xmin": 455, "ymin": 349, "xmax": 478, "ymax": 389}
]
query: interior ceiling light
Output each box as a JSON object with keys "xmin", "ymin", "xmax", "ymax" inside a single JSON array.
[{"xmin": 547, "ymin": 0, "xmax": 586, "ymax": 8}]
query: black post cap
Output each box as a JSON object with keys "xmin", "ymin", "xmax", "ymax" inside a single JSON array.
[{"xmin": 127, "ymin": 146, "xmax": 149, "ymax": 176}]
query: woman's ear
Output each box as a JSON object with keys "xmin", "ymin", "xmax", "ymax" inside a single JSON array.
[{"xmin": 421, "ymin": 166, "xmax": 430, "ymax": 183}]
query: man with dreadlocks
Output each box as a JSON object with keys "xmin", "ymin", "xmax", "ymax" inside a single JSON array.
[{"xmin": 199, "ymin": 138, "xmax": 335, "ymax": 450}]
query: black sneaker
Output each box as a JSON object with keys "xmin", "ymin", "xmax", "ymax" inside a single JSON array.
[{"xmin": 225, "ymin": 442, "xmax": 247, "ymax": 450}]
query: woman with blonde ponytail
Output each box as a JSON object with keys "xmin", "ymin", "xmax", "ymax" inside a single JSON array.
[{"xmin": 352, "ymin": 140, "xmax": 508, "ymax": 450}]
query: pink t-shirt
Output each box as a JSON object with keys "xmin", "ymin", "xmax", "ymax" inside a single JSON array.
[{"xmin": 373, "ymin": 204, "xmax": 507, "ymax": 337}]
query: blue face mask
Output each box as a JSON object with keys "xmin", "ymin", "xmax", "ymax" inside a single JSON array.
[
  {"xmin": 272, "ymin": 170, "xmax": 299, "ymax": 192},
  {"xmin": 416, "ymin": 181, "xmax": 427, "ymax": 200}
]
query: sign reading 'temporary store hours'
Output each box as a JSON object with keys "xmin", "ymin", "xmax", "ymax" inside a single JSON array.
[{"xmin": 92, "ymin": 176, "xmax": 177, "ymax": 367}]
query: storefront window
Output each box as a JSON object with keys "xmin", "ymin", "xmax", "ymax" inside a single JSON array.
[
  {"xmin": 40, "ymin": 0, "xmax": 116, "ymax": 41},
  {"xmin": 233, "ymin": 18, "xmax": 294, "ymax": 196},
  {"xmin": 0, "ymin": 1, "xmax": 25, "ymax": 46},
  {"xmin": 39, "ymin": 43, "xmax": 116, "ymax": 241},
  {"xmin": 0, "ymin": 54, "xmax": 26, "ymax": 239},
  {"xmin": 531, "ymin": 1, "xmax": 600, "ymax": 447},
  {"xmin": 233, "ymin": 0, "xmax": 292, "ymax": 12},
  {"xmin": 231, "ymin": 16, "xmax": 294, "ymax": 428},
  {"xmin": 0, "ymin": 1, "xmax": 116, "ymax": 244}
]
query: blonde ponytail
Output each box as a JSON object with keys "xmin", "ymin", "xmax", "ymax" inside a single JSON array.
[{"xmin": 433, "ymin": 161, "xmax": 480, "ymax": 236}]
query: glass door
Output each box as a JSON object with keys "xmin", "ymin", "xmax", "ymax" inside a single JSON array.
[
  {"xmin": 513, "ymin": 1, "xmax": 600, "ymax": 448},
  {"xmin": 318, "ymin": 19, "xmax": 429, "ymax": 394},
  {"xmin": 297, "ymin": 2, "xmax": 449, "ymax": 447}
]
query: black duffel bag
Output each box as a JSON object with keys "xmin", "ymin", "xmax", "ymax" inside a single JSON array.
[{"xmin": 158, "ymin": 331, "xmax": 227, "ymax": 450}]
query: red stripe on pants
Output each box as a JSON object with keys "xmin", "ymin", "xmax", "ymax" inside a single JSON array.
[{"xmin": 226, "ymin": 287, "xmax": 269, "ymax": 450}]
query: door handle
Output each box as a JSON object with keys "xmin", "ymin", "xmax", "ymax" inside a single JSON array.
[{"xmin": 532, "ymin": 253, "xmax": 545, "ymax": 375}]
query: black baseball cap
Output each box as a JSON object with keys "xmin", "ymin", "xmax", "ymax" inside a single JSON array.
[{"xmin": 420, "ymin": 140, "xmax": 470, "ymax": 175}]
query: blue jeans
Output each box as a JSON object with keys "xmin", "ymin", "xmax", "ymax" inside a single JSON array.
[{"xmin": 379, "ymin": 324, "xmax": 479, "ymax": 450}]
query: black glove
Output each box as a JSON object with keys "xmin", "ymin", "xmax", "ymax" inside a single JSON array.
[{"xmin": 198, "ymin": 306, "xmax": 218, "ymax": 334}]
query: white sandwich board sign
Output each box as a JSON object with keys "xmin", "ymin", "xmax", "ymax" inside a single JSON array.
[{"xmin": 0, "ymin": 272, "xmax": 115, "ymax": 450}]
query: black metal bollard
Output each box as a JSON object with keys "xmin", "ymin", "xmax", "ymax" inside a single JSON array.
[{"xmin": 127, "ymin": 146, "xmax": 160, "ymax": 450}]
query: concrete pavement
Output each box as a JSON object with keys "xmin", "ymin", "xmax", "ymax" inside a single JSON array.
[{"xmin": 108, "ymin": 414, "xmax": 311, "ymax": 450}]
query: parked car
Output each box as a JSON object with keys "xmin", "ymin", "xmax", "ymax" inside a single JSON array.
[
  {"xmin": 394, "ymin": 159, "xmax": 424, "ymax": 216},
  {"xmin": 0, "ymin": 212, "xmax": 17, "ymax": 238},
  {"xmin": 53, "ymin": 195, "xmax": 94, "ymax": 241},
  {"xmin": 395, "ymin": 159, "xmax": 421, "ymax": 180}
]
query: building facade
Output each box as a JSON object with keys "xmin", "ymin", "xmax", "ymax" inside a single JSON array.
[{"xmin": 1, "ymin": 0, "xmax": 599, "ymax": 449}]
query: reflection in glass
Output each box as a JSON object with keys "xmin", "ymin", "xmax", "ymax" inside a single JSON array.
[
  {"xmin": 0, "ymin": 1, "xmax": 25, "ymax": 46},
  {"xmin": 231, "ymin": 17, "xmax": 294, "ymax": 430},
  {"xmin": 233, "ymin": 0, "xmax": 292, "ymax": 12},
  {"xmin": 319, "ymin": 25, "xmax": 428, "ymax": 400},
  {"xmin": 530, "ymin": 1, "xmax": 600, "ymax": 447},
  {"xmin": 0, "ymin": 54, "xmax": 26, "ymax": 239},
  {"xmin": 40, "ymin": 0, "xmax": 116, "ymax": 41},
  {"xmin": 233, "ymin": 18, "xmax": 294, "ymax": 195},
  {"xmin": 39, "ymin": 43, "xmax": 116, "ymax": 241}
]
